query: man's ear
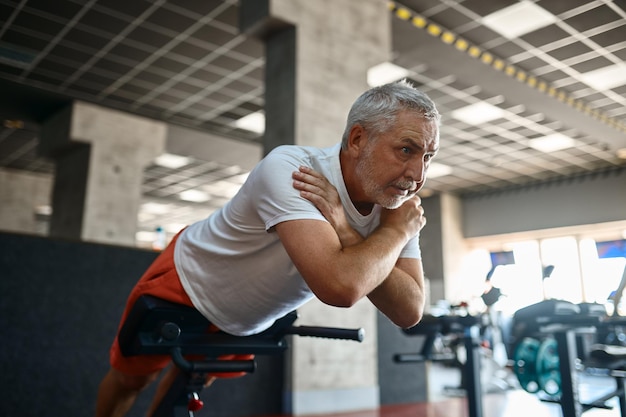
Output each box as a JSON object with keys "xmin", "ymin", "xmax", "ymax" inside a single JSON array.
[{"xmin": 347, "ymin": 124, "xmax": 367, "ymax": 156}]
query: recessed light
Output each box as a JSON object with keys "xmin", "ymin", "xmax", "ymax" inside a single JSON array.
[
  {"xmin": 367, "ymin": 62, "xmax": 411, "ymax": 87},
  {"xmin": 482, "ymin": 1, "xmax": 557, "ymax": 38},
  {"xmin": 579, "ymin": 63, "xmax": 626, "ymax": 91},
  {"xmin": 135, "ymin": 230, "xmax": 157, "ymax": 242},
  {"xmin": 179, "ymin": 189, "xmax": 210, "ymax": 203},
  {"xmin": 164, "ymin": 223, "xmax": 187, "ymax": 233},
  {"xmin": 154, "ymin": 153, "xmax": 191, "ymax": 169},
  {"xmin": 528, "ymin": 133, "xmax": 576, "ymax": 152},
  {"xmin": 140, "ymin": 202, "xmax": 171, "ymax": 214},
  {"xmin": 428, "ymin": 162, "xmax": 453, "ymax": 178},
  {"xmin": 234, "ymin": 111, "xmax": 265, "ymax": 134},
  {"xmin": 203, "ymin": 180, "xmax": 242, "ymax": 198},
  {"xmin": 34, "ymin": 205, "xmax": 52, "ymax": 215},
  {"xmin": 451, "ymin": 102, "xmax": 506, "ymax": 125}
]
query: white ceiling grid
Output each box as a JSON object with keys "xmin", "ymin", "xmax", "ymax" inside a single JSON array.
[{"xmin": 0, "ymin": 0, "xmax": 624, "ymax": 240}]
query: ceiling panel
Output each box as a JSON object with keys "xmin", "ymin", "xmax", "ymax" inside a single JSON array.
[{"xmin": 0, "ymin": 0, "xmax": 624, "ymax": 242}]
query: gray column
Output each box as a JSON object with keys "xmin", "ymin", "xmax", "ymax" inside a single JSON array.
[
  {"xmin": 421, "ymin": 193, "xmax": 469, "ymax": 303},
  {"xmin": 241, "ymin": 0, "xmax": 391, "ymax": 414},
  {"xmin": 0, "ymin": 168, "xmax": 52, "ymax": 235},
  {"xmin": 40, "ymin": 101, "xmax": 166, "ymax": 246}
]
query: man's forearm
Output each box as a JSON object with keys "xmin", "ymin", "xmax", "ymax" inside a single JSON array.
[
  {"xmin": 367, "ymin": 262, "xmax": 425, "ymax": 328},
  {"xmin": 335, "ymin": 221, "xmax": 364, "ymax": 247}
]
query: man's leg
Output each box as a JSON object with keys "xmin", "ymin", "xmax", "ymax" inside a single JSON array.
[
  {"xmin": 145, "ymin": 365, "xmax": 219, "ymax": 416},
  {"xmin": 95, "ymin": 367, "xmax": 160, "ymax": 417},
  {"xmin": 145, "ymin": 366, "xmax": 179, "ymax": 417}
]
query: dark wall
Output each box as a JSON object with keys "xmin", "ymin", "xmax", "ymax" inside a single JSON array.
[
  {"xmin": 0, "ymin": 232, "xmax": 284, "ymax": 417},
  {"xmin": 462, "ymin": 167, "xmax": 626, "ymax": 237},
  {"xmin": 421, "ymin": 194, "xmax": 445, "ymax": 301}
]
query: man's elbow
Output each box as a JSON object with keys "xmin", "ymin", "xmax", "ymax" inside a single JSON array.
[
  {"xmin": 315, "ymin": 285, "xmax": 365, "ymax": 309},
  {"xmin": 395, "ymin": 307, "xmax": 424, "ymax": 329}
]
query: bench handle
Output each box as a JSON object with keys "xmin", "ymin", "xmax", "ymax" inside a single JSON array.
[
  {"xmin": 286, "ymin": 325, "xmax": 364, "ymax": 342},
  {"xmin": 171, "ymin": 347, "xmax": 257, "ymax": 373}
]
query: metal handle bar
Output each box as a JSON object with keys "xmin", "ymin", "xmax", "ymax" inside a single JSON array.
[
  {"xmin": 393, "ymin": 353, "xmax": 425, "ymax": 363},
  {"xmin": 171, "ymin": 347, "xmax": 257, "ymax": 373},
  {"xmin": 285, "ymin": 325, "xmax": 364, "ymax": 342}
]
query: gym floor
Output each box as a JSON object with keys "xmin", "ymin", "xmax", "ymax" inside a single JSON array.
[
  {"xmin": 262, "ymin": 362, "xmax": 622, "ymax": 417},
  {"xmin": 420, "ymin": 362, "xmax": 620, "ymax": 417}
]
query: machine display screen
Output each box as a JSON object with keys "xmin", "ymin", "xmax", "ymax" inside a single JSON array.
[
  {"xmin": 490, "ymin": 250, "xmax": 515, "ymax": 267},
  {"xmin": 596, "ymin": 239, "xmax": 626, "ymax": 259}
]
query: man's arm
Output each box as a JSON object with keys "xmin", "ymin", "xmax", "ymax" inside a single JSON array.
[
  {"xmin": 367, "ymin": 257, "xmax": 425, "ymax": 328},
  {"xmin": 282, "ymin": 166, "xmax": 425, "ymax": 328}
]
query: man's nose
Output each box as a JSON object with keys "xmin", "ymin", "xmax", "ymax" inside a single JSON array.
[{"xmin": 406, "ymin": 159, "xmax": 426, "ymax": 183}]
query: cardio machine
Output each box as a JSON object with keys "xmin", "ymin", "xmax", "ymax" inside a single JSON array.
[
  {"xmin": 117, "ymin": 295, "xmax": 364, "ymax": 417},
  {"xmin": 509, "ymin": 239, "xmax": 626, "ymax": 417}
]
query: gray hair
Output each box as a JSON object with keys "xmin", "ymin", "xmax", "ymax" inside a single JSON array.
[{"xmin": 341, "ymin": 79, "xmax": 441, "ymax": 149}]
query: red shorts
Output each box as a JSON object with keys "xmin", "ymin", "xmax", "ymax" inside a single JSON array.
[{"xmin": 109, "ymin": 230, "xmax": 253, "ymax": 377}]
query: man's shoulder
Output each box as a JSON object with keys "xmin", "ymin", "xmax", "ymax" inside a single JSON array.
[
  {"xmin": 267, "ymin": 144, "xmax": 334, "ymax": 157},
  {"xmin": 263, "ymin": 144, "xmax": 339, "ymax": 168}
]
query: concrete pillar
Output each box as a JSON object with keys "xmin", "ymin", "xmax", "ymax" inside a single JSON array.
[
  {"xmin": 440, "ymin": 193, "xmax": 471, "ymax": 303},
  {"xmin": 241, "ymin": 0, "xmax": 391, "ymax": 414},
  {"xmin": 0, "ymin": 168, "xmax": 53, "ymax": 235},
  {"xmin": 421, "ymin": 193, "xmax": 470, "ymax": 304},
  {"xmin": 40, "ymin": 101, "xmax": 166, "ymax": 246}
]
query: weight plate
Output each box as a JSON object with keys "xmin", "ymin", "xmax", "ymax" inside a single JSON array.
[
  {"xmin": 513, "ymin": 337, "xmax": 541, "ymax": 393},
  {"xmin": 536, "ymin": 337, "xmax": 561, "ymax": 396}
]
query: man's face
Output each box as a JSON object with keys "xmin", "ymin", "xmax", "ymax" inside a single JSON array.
[{"xmin": 355, "ymin": 110, "xmax": 439, "ymax": 209}]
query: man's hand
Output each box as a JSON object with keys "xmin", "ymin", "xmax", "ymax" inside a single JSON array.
[
  {"xmin": 282, "ymin": 166, "xmax": 425, "ymax": 328},
  {"xmin": 292, "ymin": 166, "xmax": 363, "ymax": 246},
  {"xmin": 379, "ymin": 195, "xmax": 427, "ymax": 242}
]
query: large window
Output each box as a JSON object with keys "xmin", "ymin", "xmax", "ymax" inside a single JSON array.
[
  {"xmin": 580, "ymin": 238, "xmax": 626, "ymax": 313},
  {"xmin": 463, "ymin": 228, "xmax": 626, "ymax": 314},
  {"xmin": 540, "ymin": 237, "xmax": 584, "ymax": 303}
]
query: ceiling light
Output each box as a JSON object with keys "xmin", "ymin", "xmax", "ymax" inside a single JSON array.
[
  {"xmin": 528, "ymin": 133, "xmax": 576, "ymax": 152},
  {"xmin": 230, "ymin": 172, "xmax": 250, "ymax": 185},
  {"xmin": 203, "ymin": 180, "xmax": 242, "ymax": 198},
  {"xmin": 367, "ymin": 62, "xmax": 411, "ymax": 87},
  {"xmin": 34, "ymin": 205, "xmax": 52, "ymax": 215},
  {"xmin": 482, "ymin": 1, "xmax": 557, "ymax": 38},
  {"xmin": 164, "ymin": 223, "xmax": 187, "ymax": 233},
  {"xmin": 427, "ymin": 162, "xmax": 453, "ymax": 178},
  {"xmin": 579, "ymin": 63, "xmax": 626, "ymax": 91},
  {"xmin": 616, "ymin": 148, "xmax": 626, "ymax": 160},
  {"xmin": 451, "ymin": 102, "xmax": 506, "ymax": 125},
  {"xmin": 179, "ymin": 189, "xmax": 210, "ymax": 203},
  {"xmin": 154, "ymin": 153, "xmax": 191, "ymax": 169},
  {"xmin": 135, "ymin": 230, "xmax": 157, "ymax": 242},
  {"xmin": 141, "ymin": 202, "xmax": 171, "ymax": 215},
  {"xmin": 234, "ymin": 111, "xmax": 265, "ymax": 134}
]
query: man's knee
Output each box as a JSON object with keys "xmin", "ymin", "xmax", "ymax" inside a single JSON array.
[{"xmin": 111, "ymin": 368, "xmax": 160, "ymax": 391}]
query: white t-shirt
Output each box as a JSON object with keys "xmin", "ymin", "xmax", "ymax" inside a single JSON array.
[{"xmin": 174, "ymin": 143, "xmax": 421, "ymax": 336}]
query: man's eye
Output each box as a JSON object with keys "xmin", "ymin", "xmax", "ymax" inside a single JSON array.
[{"xmin": 401, "ymin": 147, "xmax": 411, "ymax": 154}]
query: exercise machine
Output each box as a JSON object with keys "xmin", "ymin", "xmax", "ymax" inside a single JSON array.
[
  {"xmin": 510, "ymin": 298, "xmax": 626, "ymax": 417},
  {"xmin": 510, "ymin": 240, "xmax": 626, "ymax": 417},
  {"xmin": 393, "ymin": 251, "xmax": 521, "ymax": 417},
  {"xmin": 394, "ymin": 313, "xmax": 484, "ymax": 417},
  {"xmin": 118, "ymin": 295, "xmax": 364, "ymax": 416}
]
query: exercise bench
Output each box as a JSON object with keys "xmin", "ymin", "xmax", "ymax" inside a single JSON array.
[{"xmin": 117, "ymin": 295, "xmax": 364, "ymax": 416}]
